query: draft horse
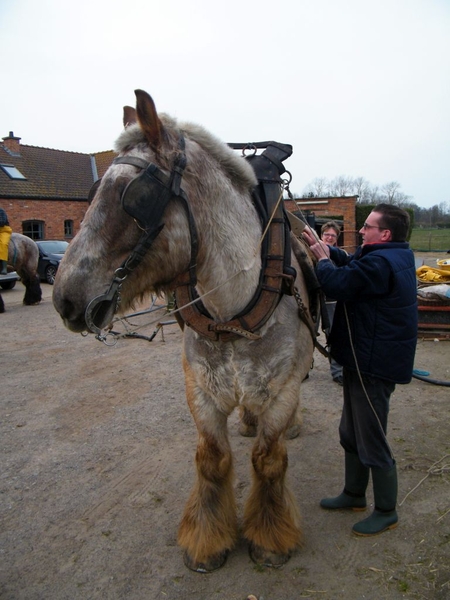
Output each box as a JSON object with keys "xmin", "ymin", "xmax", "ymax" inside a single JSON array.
[
  {"xmin": 53, "ymin": 90, "xmax": 317, "ymax": 571},
  {"xmin": 8, "ymin": 233, "xmax": 42, "ymax": 305}
]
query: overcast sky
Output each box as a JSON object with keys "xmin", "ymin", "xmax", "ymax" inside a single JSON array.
[{"xmin": 1, "ymin": 0, "xmax": 449, "ymax": 208}]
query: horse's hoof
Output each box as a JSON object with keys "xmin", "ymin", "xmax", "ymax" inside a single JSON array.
[
  {"xmin": 249, "ymin": 543, "xmax": 291, "ymax": 568},
  {"xmin": 238, "ymin": 423, "xmax": 257, "ymax": 437},
  {"xmin": 285, "ymin": 424, "xmax": 301, "ymax": 439},
  {"xmin": 183, "ymin": 550, "xmax": 228, "ymax": 573}
]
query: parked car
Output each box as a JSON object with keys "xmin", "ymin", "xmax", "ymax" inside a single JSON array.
[
  {"xmin": 0, "ymin": 270, "xmax": 20, "ymax": 290},
  {"xmin": 36, "ymin": 240, "xmax": 69, "ymax": 284}
]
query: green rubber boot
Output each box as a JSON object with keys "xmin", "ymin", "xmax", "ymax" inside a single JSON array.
[
  {"xmin": 0, "ymin": 260, "xmax": 7, "ymax": 275},
  {"xmin": 320, "ymin": 452, "xmax": 370, "ymax": 511},
  {"xmin": 352, "ymin": 464, "xmax": 398, "ymax": 536}
]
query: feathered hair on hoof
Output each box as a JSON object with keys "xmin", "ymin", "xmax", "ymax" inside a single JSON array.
[{"xmin": 23, "ymin": 275, "xmax": 42, "ymax": 305}]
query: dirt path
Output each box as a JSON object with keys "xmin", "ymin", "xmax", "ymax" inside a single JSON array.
[{"xmin": 1, "ymin": 253, "xmax": 449, "ymax": 600}]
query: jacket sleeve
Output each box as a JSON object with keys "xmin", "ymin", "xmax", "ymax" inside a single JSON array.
[
  {"xmin": 329, "ymin": 246, "xmax": 352, "ymax": 266},
  {"xmin": 316, "ymin": 254, "xmax": 393, "ymax": 302}
]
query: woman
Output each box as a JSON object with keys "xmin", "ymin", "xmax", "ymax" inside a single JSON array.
[
  {"xmin": 320, "ymin": 221, "xmax": 344, "ymax": 385},
  {"xmin": 0, "ymin": 207, "xmax": 12, "ymax": 275}
]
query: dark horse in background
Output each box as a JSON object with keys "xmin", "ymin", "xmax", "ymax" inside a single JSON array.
[
  {"xmin": 8, "ymin": 233, "xmax": 42, "ymax": 305},
  {"xmin": 53, "ymin": 90, "xmax": 318, "ymax": 572}
]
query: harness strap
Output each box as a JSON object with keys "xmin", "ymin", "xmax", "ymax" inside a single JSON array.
[
  {"xmin": 173, "ymin": 142, "xmax": 296, "ymax": 341},
  {"xmin": 10, "ymin": 237, "xmax": 18, "ymax": 267},
  {"xmin": 173, "ymin": 215, "xmax": 293, "ymax": 341}
]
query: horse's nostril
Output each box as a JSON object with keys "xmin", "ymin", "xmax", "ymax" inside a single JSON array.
[
  {"xmin": 53, "ymin": 293, "xmax": 79, "ymax": 323},
  {"xmin": 62, "ymin": 298, "xmax": 77, "ymax": 320}
]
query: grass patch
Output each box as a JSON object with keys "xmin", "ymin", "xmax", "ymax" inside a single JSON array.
[{"xmin": 410, "ymin": 228, "xmax": 450, "ymax": 252}]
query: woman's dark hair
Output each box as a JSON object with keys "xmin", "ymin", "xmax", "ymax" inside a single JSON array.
[{"xmin": 373, "ymin": 203, "xmax": 410, "ymax": 242}]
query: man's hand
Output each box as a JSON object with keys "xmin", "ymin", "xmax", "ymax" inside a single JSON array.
[{"xmin": 302, "ymin": 227, "xmax": 331, "ymax": 261}]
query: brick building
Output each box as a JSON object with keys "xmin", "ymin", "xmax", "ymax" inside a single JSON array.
[
  {"xmin": 0, "ymin": 132, "xmax": 115, "ymax": 240},
  {"xmin": 284, "ymin": 195, "xmax": 359, "ymax": 252}
]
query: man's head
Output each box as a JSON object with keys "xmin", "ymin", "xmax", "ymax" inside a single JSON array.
[
  {"xmin": 360, "ymin": 203, "xmax": 410, "ymax": 246},
  {"xmin": 321, "ymin": 221, "xmax": 341, "ymax": 246}
]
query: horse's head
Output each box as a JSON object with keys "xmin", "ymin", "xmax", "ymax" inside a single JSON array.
[{"xmin": 53, "ymin": 90, "xmax": 195, "ymax": 333}]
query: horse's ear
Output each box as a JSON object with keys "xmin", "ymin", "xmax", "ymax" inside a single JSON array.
[
  {"xmin": 123, "ymin": 106, "xmax": 137, "ymax": 128},
  {"xmin": 134, "ymin": 89, "xmax": 163, "ymax": 149}
]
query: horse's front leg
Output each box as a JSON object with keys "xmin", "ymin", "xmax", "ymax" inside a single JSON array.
[
  {"xmin": 178, "ymin": 359, "xmax": 237, "ymax": 572},
  {"xmin": 243, "ymin": 403, "xmax": 302, "ymax": 567}
]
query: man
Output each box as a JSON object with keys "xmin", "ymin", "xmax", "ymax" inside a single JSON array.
[
  {"xmin": 303, "ymin": 204, "xmax": 417, "ymax": 536},
  {"xmin": 320, "ymin": 221, "xmax": 344, "ymax": 385},
  {"xmin": 0, "ymin": 207, "xmax": 12, "ymax": 275}
]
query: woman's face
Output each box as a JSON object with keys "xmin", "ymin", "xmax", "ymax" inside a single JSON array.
[{"xmin": 321, "ymin": 228, "xmax": 338, "ymax": 246}]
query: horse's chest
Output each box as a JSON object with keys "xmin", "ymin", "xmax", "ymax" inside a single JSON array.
[{"xmin": 184, "ymin": 336, "xmax": 291, "ymax": 412}]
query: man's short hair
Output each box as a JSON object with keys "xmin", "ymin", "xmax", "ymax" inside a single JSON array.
[{"xmin": 373, "ymin": 204, "xmax": 410, "ymax": 242}]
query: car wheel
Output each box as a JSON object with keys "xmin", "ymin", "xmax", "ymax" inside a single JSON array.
[
  {"xmin": 0, "ymin": 280, "xmax": 16, "ymax": 290},
  {"xmin": 45, "ymin": 265, "xmax": 58, "ymax": 285}
]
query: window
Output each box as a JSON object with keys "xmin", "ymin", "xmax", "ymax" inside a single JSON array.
[
  {"xmin": 0, "ymin": 164, "xmax": 26, "ymax": 179},
  {"xmin": 64, "ymin": 220, "xmax": 74, "ymax": 238},
  {"xmin": 22, "ymin": 221, "xmax": 44, "ymax": 240}
]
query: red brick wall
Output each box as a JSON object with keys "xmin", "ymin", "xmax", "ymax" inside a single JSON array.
[
  {"xmin": 284, "ymin": 196, "xmax": 358, "ymax": 252},
  {"xmin": 2, "ymin": 198, "xmax": 88, "ymax": 239}
]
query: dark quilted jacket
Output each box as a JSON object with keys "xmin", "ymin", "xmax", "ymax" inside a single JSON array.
[{"xmin": 316, "ymin": 242, "xmax": 417, "ymax": 384}]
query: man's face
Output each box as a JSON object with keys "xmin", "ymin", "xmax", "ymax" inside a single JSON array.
[{"xmin": 359, "ymin": 211, "xmax": 391, "ymax": 246}]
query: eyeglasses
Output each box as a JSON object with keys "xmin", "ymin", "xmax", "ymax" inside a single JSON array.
[
  {"xmin": 362, "ymin": 222, "xmax": 383, "ymax": 230},
  {"xmin": 322, "ymin": 232, "xmax": 337, "ymax": 239}
]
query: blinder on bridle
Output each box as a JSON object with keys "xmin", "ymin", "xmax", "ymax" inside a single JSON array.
[
  {"xmin": 85, "ymin": 135, "xmax": 198, "ymax": 337},
  {"xmin": 117, "ymin": 149, "xmax": 186, "ymax": 233}
]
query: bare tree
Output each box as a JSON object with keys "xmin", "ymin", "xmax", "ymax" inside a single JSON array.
[
  {"xmin": 303, "ymin": 177, "xmax": 329, "ymax": 197},
  {"xmin": 352, "ymin": 177, "xmax": 371, "ymax": 203},
  {"xmin": 301, "ymin": 176, "xmax": 417, "ymax": 208},
  {"xmin": 381, "ymin": 181, "xmax": 401, "ymax": 204},
  {"xmin": 329, "ymin": 175, "xmax": 354, "ymax": 196},
  {"xmin": 438, "ymin": 201, "xmax": 450, "ymax": 218},
  {"xmin": 366, "ymin": 185, "xmax": 381, "ymax": 204}
]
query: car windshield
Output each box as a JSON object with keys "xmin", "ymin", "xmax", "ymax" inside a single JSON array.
[{"xmin": 39, "ymin": 241, "xmax": 69, "ymax": 254}]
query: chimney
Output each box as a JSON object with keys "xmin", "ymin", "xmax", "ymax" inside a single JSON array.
[{"xmin": 2, "ymin": 131, "xmax": 21, "ymax": 156}]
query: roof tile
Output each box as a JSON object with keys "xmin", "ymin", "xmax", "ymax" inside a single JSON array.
[{"xmin": 0, "ymin": 142, "xmax": 117, "ymax": 200}]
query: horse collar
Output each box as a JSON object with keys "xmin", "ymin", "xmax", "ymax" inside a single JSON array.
[{"xmin": 174, "ymin": 142, "xmax": 297, "ymax": 342}]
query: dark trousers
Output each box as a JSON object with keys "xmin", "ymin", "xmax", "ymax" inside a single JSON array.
[{"xmin": 339, "ymin": 368, "xmax": 396, "ymax": 470}]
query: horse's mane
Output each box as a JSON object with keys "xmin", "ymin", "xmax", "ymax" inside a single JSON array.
[{"xmin": 115, "ymin": 115, "xmax": 257, "ymax": 190}]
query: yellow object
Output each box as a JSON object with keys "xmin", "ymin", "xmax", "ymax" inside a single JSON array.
[
  {"xmin": 416, "ymin": 265, "xmax": 450, "ymax": 283},
  {"xmin": 0, "ymin": 225, "xmax": 12, "ymax": 261},
  {"xmin": 436, "ymin": 258, "xmax": 450, "ymax": 269}
]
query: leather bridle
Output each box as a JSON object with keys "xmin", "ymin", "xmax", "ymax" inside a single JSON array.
[{"xmin": 85, "ymin": 135, "xmax": 198, "ymax": 335}]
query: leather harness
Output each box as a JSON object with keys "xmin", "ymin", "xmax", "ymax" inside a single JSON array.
[
  {"xmin": 173, "ymin": 141, "xmax": 299, "ymax": 341},
  {"xmin": 84, "ymin": 137, "xmax": 322, "ymax": 350}
]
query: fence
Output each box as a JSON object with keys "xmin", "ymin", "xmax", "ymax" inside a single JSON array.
[{"xmin": 409, "ymin": 229, "xmax": 450, "ymax": 252}]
